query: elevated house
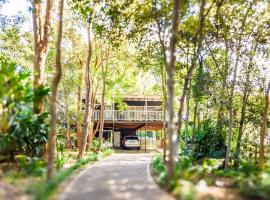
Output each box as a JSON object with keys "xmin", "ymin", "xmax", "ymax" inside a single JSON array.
[{"xmin": 91, "ymin": 95, "xmax": 165, "ymax": 149}]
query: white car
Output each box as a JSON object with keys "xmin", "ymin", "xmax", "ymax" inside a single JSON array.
[{"xmin": 122, "ymin": 136, "xmax": 140, "ymax": 150}]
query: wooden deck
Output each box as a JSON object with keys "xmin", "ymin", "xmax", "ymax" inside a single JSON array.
[
  {"xmin": 94, "ymin": 110, "xmax": 163, "ymax": 121},
  {"xmin": 94, "ymin": 110, "xmax": 164, "ymax": 130}
]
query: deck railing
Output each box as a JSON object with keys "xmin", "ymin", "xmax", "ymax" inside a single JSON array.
[{"xmin": 94, "ymin": 110, "xmax": 164, "ymax": 121}]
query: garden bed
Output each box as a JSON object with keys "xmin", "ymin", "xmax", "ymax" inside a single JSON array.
[
  {"xmin": 151, "ymin": 155, "xmax": 270, "ymax": 200},
  {"xmin": 0, "ymin": 149, "xmax": 113, "ymax": 200}
]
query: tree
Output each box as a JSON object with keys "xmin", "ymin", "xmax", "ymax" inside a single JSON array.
[
  {"xmin": 259, "ymin": 81, "xmax": 270, "ymax": 169},
  {"xmin": 165, "ymin": 0, "xmax": 180, "ymax": 178},
  {"xmin": 47, "ymin": 0, "xmax": 64, "ymax": 180},
  {"xmin": 176, "ymin": 0, "xmax": 207, "ymax": 153},
  {"xmin": 78, "ymin": 24, "xmax": 92, "ymax": 159},
  {"xmin": 32, "ymin": 0, "xmax": 54, "ymax": 114},
  {"xmin": 224, "ymin": 2, "xmax": 253, "ymax": 168}
]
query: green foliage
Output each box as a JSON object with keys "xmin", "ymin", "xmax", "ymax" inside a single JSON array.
[
  {"xmin": 190, "ymin": 122, "xmax": 227, "ymax": 160},
  {"xmin": 151, "ymin": 155, "xmax": 168, "ymax": 187},
  {"xmin": 90, "ymin": 139, "xmax": 100, "ymax": 153},
  {"xmin": 240, "ymin": 169, "xmax": 270, "ymax": 200},
  {"xmin": 15, "ymin": 155, "xmax": 46, "ymax": 176},
  {"xmin": 56, "ymin": 134, "xmax": 67, "ymax": 170},
  {"xmin": 0, "ymin": 57, "xmax": 49, "ymax": 159}
]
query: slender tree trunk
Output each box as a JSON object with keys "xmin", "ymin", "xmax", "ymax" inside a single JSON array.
[
  {"xmin": 98, "ymin": 47, "xmax": 106, "ymax": 151},
  {"xmin": 78, "ymin": 25, "xmax": 92, "ymax": 159},
  {"xmin": 259, "ymin": 81, "xmax": 270, "ymax": 169},
  {"xmin": 191, "ymin": 103, "xmax": 198, "ymax": 149},
  {"xmin": 86, "ymin": 95, "xmax": 95, "ymax": 152},
  {"xmin": 234, "ymin": 55, "xmax": 253, "ymax": 168},
  {"xmin": 176, "ymin": 0, "xmax": 206, "ymax": 149},
  {"xmin": 76, "ymin": 61, "xmax": 83, "ymax": 150},
  {"xmin": 155, "ymin": 7, "xmax": 168, "ymax": 162},
  {"xmin": 64, "ymin": 91, "xmax": 71, "ymax": 148},
  {"xmin": 99, "ymin": 77, "xmax": 105, "ymax": 151},
  {"xmin": 87, "ymin": 106, "xmax": 95, "ymax": 151},
  {"xmin": 225, "ymin": 46, "xmax": 240, "ymax": 169},
  {"xmin": 197, "ymin": 106, "xmax": 201, "ymax": 129},
  {"xmin": 224, "ymin": 4, "xmax": 252, "ymax": 169},
  {"xmin": 47, "ymin": 0, "xmax": 64, "ymax": 180},
  {"xmin": 32, "ymin": 0, "xmax": 54, "ymax": 114},
  {"xmin": 184, "ymin": 84, "xmax": 191, "ymax": 145},
  {"xmin": 165, "ymin": 0, "xmax": 180, "ymax": 178}
]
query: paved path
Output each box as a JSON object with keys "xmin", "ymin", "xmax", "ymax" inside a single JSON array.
[{"xmin": 59, "ymin": 153, "xmax": 173, "ymax": 200}]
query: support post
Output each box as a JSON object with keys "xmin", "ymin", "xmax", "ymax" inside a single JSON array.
[{"xmin": 145, "ymin": 123, "xmax": 147, "ymax": 151}]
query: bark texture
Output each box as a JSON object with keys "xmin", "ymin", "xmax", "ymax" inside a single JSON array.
[
  {"xmin": 176, "ymin": 0, "xmax": 206, "ymax": 150},
  {"xmin": 259, "ymin": 81, "xmax": 270, "ymax": 169},
  {"xmin": 78, "ymin": 26, "xmax": 92, "ymax": 159},
  {"xmin": 32, "ymin": 0, "xmax": 54, "ymax": 114},
  {"xmin": 165, "ymin": 0, "xmax": 180, "ymax": 178},
  {"xmin": 76, "ymin": 60, "xmax": 83, "ymax": 150},
  {"xmin": 47, "ymin": 0, "xmax": 64, "ymax": 180}
]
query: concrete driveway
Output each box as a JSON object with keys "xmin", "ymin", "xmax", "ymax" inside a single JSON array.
[{"xmin": 59, "ymin": 153, "xmax": 173, "ymax": 200}]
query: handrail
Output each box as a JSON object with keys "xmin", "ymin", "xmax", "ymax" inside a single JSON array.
[{"xmin": 93, "ymin": 110, "xmax": 163, "ymax": 121}]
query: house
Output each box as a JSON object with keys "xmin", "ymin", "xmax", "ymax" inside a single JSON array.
[{"xmin": 93, "ymin": 95, "xmax": 165, "ymax": 149}]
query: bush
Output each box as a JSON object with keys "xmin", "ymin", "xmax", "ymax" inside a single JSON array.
[
  {"xmin": 0, "ymin": 58, "xmax": 49, "ymax": 160},
  {"xmin": 15, "ymin": 155, "xmax": 46, "ymax": 176},
  {"xmin": 151, "ymin": 155, "xmax": 168, "ymax": 187},
  {"xmin": 191, "ymin": 122, "xmax": 227, "ymax": 160},
  {"xmin": 240, "ymin": 169, "xmax": 270, "ymax": 200}
]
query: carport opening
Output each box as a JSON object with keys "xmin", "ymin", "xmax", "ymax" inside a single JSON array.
[{"xmin": 95, "ymin": 128, "xmax": 164, "ymax": 150}]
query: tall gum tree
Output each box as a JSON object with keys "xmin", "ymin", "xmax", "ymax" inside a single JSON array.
[
  {"xmin": 78, "ymin": 24, "xmax": 92, "ymax": 159},
  {"xmin": 32, "ymin": 0, "xmax": 54, "ymax": 114},
  {"xmin": 176, "ymin": 0, "xmax": 207, "ymax": 152},
  {"xmin": 224, "ymin": 2, "xmax": 253, "ymax": 168},
  {"xmin": 47, "ymin": 0, "xmax": 64, "ymax": 180},
  {"xmin": 165, "ymin": 0, "xmax": 180, "ymax": 178},
  {"xmin": 259, "ymin": 81, "xmax": 270, "ymax": 169}
]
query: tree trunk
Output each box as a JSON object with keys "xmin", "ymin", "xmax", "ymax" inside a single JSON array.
[
  {"xmin": 197, "ymin": 106, "xmax": 201, "ymax": 130},
  {"xmin": 155, "ymin": 6, "xmax": 168, "ymax": 162},
  {"xmin": 76, "ymin": 60, "xmax": 83, "ymax": 150},
  {"xmin": 191, "ymin": 103, "xmax": 198, "ymax": 149},
  {"xmin": 47, "ymin": 0, "xmax": 64, "ymax": 180},
  {"xmin": 225, "ymin": 46, "xmax": 239, "ymax": 169},
  {"xmin": 224, "ymin": 4, "xmax": 252, "ymax": 169},
  {"xmin": 259, "ymin": 81, "xmax": 270, "ymax": 169},
  {"xmin": 87, "ymin": 108, "xmax": 95, "ymax": 151},
  {"xmin": 98, "ymin": 46, "xmax": 106, "ymax": 151},
  {"xmin": 217, "ymin": 41, "xmax": 229, "ymax": 133},
  {"xmin": 78, "ymin": 25, "xmax": 92, "ymax": 159},
  {"xmin": 157, "ymin": 20, "xmax": 168, "ymax": 162},
  {"xmin": 165, "ymin": 0, "xmax": 180, "ymax": 178},
  {"xmin": 32, "ymin": 0, "xmax": 54, "ymax": 114},
  {"xmin": 176, "ymin": 0, "xmax": 206, "ymax": 149},
  {"xmin": 99, "ymin": 77, "xmax": 105, "ymax": 151},
  {"xmin": 184, "ymin": 83, "xmax": 191, "ymax": 146},
  {"xmin": 64, "ymin": 91, "xmax": 71, "ymax": 149},
  {"xmin": 234, "ymin": 55, "xmax": 253, "ymax": 168}
]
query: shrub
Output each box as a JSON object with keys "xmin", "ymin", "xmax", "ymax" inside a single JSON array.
[
  {"xmin": 240, "ymin": 170, "xmax": 270, "ymax": 200},
  {"xmin": 0, "ymin": 58, "xmax": 49, "ymax": 160},
  {"xmin": 191, "ymin": 122, "xmax": 227, "ymax": 160},
  {"xmin": 15, "ymin": 155, "xmax": 45, "ymax": 176},
  {"xmin": 151, "ymin": 155, "xmax": 168, "ymax": 187}
]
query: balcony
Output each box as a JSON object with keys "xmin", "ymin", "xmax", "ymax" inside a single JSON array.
[{"xmin": 94, "ymin": 110, "xmax": 164, "ymax": 121}]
